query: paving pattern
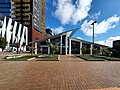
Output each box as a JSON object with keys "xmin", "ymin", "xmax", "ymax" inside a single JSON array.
[
  {"xmin": 0, "ymin": 61, "xmax": 120, "ymax": 90},
  {"xmin": 60, "ymin": 55, "xmax": 84, "ymax": 62}
]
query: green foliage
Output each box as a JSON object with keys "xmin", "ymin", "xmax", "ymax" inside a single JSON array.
[
  {"xmin": 11, "ymin": 43, "xmax": 20, "ymax": 48},
  {"xmin": 93, "ymin": 48, "xmax": 100, "ymax": 55},
  {"xmin": 0, "ymin": 36, "xmax": 7, "ymax": 51},
  {"xmin": 102, "ymin": 48, "xmax": 111, "ymax": 57},
  {"xmin": 27, "ymin": 46, "xmax": 36, "ymax": 56},
  {"xmin": 81, "ymin": 47, "xmax": 87, "ymax": 56},
  {"xmin": 48, "ymin": 42, "xmax": 59, "ymax": 55},
  {"xmin": 10, "ymin": 43, "xmax": 20, "ymax": 54}
]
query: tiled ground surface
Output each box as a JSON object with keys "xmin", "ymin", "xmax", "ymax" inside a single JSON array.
[
  {"xmin": 0, "ymin": 61, "xmax": 120, "ymax": 90},
  {"xmin": 60, "ymin": 55, "xmax": 84, "ymax": 61}
]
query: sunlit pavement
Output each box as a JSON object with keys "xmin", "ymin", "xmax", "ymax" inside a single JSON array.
[
  {"xmin": 0, "ymin": 52, "xmax": 30, "ymax": 61},
  {"xmin": 1, "ymin": 61, "xmax": 120, "ymax": 90}
]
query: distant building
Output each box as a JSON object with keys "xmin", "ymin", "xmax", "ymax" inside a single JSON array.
[
  {"xmin": 0, "ymin": 14, "xmax": 28, "ymax": 51},
  {"xmin": 31, "ymin": 29, "xmax": 108, "ymax": 55},
  {"xmin": 46, "ymin": 29, "xmax": 55, "ymax": 37},
  {"xmin": 113, "ymin": 40, "xmax": 120, "ymax": 57},
  {"xmin": 11, "ymin": 0, "xmax": 46, "ymax": 43},
  {"xmin": 0, "ymin": 0, "xmax": 11, "ymax": 17},
  {"xmin": 0, "ymin": 0, "xmax": 46, "ymax": 44}
]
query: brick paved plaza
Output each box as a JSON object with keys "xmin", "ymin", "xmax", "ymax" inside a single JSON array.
[{"xmin": 0, "ymin": 61, "xmax": 120, "ymax": 90}]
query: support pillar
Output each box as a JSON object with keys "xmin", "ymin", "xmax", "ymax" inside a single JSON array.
[
  {"xmin": 80, "ymin": 42, "xmax": 82, "ymax": 55},
  {"xmin": 35, "ymin": 43, "xmax": 37, "ymax": 54},
  {"xmin": 69, "ymin": 39, "xmax": 71, "ymax": 55},
  {"xmin": 48, "ymin": 39, "xmax": 50, "ymax": 54},
  {"xmin": 60, "ymin": 35, "xmax": 62, "ymax": 54},
  {"xmin": 65, "ymin": 35, "xmax": 68, "ymax": 55},
  {"xmin": 90, "ymin": 44, "xmax": 93, "ymax": 55},
  {"xmin": 100, "ymin": 46, "xmax": 103, "ymax": 55}
]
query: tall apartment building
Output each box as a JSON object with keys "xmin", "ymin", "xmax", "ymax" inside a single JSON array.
[
  {"xmin": 0, "ymin": 0, "xmax": 46, "ymax": 44},
  {"xmin": 0, "ymin": 0, "xmax": 11, "ymax": 17},
  {"xmin": 11, "ymin": 0, "xmax": 46, "ymax": 44}
]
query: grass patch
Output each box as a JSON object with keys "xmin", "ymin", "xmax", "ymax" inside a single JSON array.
[
  {"xmin": 6, "ymin": 54, "xmax": 59, "ymax": 61},
  {"xmin": 99, "ymin": 56, "xmax": 120, "ymax": 61},
  {"xmin": 75, "ymin": 54, "xmax": 120, "ymax": 61},
  {"xmin": 75, "ymin": 54, "xmax": 105, "ymax": 61}
]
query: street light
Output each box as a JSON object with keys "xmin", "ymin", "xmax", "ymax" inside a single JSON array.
[
  {"xmin": 91, "ymin": 21, "xmax": 97, "ymax": 44},
  {"xmin": 91, "ymin": 21, "xmax": 97, "ymax": 55}
]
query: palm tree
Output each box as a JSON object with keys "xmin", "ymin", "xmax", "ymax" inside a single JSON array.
[
  {"xmin": 48, "ymin": 42, "xmax": 59, "ymax": 56},
  {"xmin": 11, "ymin": 43, "xmax": 20, "ymax": 54},
  {"xmin": 93, "ymin": 48, "xmax": 100, "ymax": 55},
  {"xmin": 81, "ymin": 47, "xmax": 87, "ymax": 56},
  {"xmin": 27, "ymin": 46, "xmax": 36, "ymax": 56},
  {"xmin": 102, "ymin": 48, "xmax": 111, "ymax": 57}
]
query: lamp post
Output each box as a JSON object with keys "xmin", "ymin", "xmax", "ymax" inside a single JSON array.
[
  {"xmin": 91, "ymin": 21, "xmax": 97, "ymax": 44},
  {"xmin": 91, "ymin": 21, "xmax": 97, "ymax": 55}
]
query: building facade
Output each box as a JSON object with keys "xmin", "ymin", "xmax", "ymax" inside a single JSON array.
[
  {"xmin": 0, "ymin": 0, "xmax": 46, "ymax": 44},
  {"xmin": 0, "ymin": 0, "xmax": 11, "ymax": 17},
  {"xmin": 32, "ymin": 29, "xmax": 108, "ymax": 55},
  {"xmin": 113, "ymin": 40, "xmax": 120, "ymax": 57},
  {"xmin": 0, "ymin": 14, "xmax": 28, "ymax": 51},
  {"xmin": 11, "ymin": 0, "xmax": 46, "ymax": 44}
]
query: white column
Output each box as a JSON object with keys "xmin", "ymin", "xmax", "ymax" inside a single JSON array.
[
  {"xmin": 100, "ymin": 46, "xmax": 102, "ymax": 55},
  {"xmin": 80, "ymin": 42, "xmax": 82, "ymax": 55},
  {"xmin": 65, "ymin": 35, "xmax": 68, "ymax": 55},
  {"xmin": 35, "ymin": 43, "xmax": 37, "ymax": 54},
  {"xmin": 69, "ymin": 39, "xmax": 71, "ymax": 55},
  {"xmin": 60, "ymin": 35, "xmax": 62, "ymax": 54},
  {"xmin": 48, "ymin": 39, "xmax": 50, "ymax": 54},
  {"xmin": 90, "ymin": 44, "xmax": 93, "ymax": 55}
]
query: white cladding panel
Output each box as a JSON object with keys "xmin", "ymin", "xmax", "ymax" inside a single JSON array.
[{"xmin": 0, "ymin": 16, "xmax": 28, "ymax": 47}]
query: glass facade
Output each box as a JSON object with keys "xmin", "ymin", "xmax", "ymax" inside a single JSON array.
[
  {"xmin": 0, "ymin": 0, "xmax": 11, "ymax": 17},
  {"xmin": 10, "ymin": 0, "xmax": 46, "ymax": 43},
  {"xmin": 33, "ymin": 0, "xmax": 45, "ymax": 33}
]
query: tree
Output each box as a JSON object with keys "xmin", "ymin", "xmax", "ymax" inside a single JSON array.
[
  {"xmin": 27, "ymin": 46, "xmax": 36, "ymax": 56},
  {"xmin": 93, "ymin": 48, "xmax": 100, "ymax": 55},
  {"xmin": 48, "ymin": 42, "xmax": 59, "ymax": 56},
  {"xmin": 11, "ymin": 43, "xmax": 20, "ymax": 54},
  {"xmin": 81, "ymin": 47, "xmax": 87, "ymax": 56},
  {"xmin": 0, "ymin": 36, "xmax": 7, "ymax": 51},
  {"xmin": 102, "ymin": 48, "xmax": 111, "ymax": 57}
]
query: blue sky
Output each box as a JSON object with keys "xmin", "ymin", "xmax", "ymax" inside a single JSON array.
[{"xmin": 46, "ymin": 0, "xmax": 120, "ymax": 47}]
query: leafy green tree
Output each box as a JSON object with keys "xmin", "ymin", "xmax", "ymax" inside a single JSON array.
[
  {"xmin": 27, "ymin": 46, "xmax": 36, "ymax": 56},
  {"xmin": 0, "ymin": 36, "xmax": 7, "ymax": 51},
  {"xmin": 93, "ymin": 48, "xmax": 100, "ymax": 55},
  {"xmin": 102, "ymin": 48, "xmax": 111, "ymax": 57},
  {"xmin": 81, "ymin": 47, "xmax": 87, "ymax": 56},
  {"xmin": 48, "ymin": 42, "xmax": 59, "ymax": 56},
  {"xmin": 11, "ymin": 43, "xmax": 20, "ymax": 54}
]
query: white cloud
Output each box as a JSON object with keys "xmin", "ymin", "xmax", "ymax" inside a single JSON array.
[
  {"xmin": 96, "ymin": 36, "xmax": 120, "ymax": 47},
  {"xmin": 81, "ymin": 15, "xmax": 120, "ymax": 36},
  {"xmin": 54, "ymin": 0, "xmax": 92, "ymax": 25},
  {"xmin": 51, "ymin": 26, "xmax": 64, "ymax": 34},
  {"xmin": 90, "ymin": 11, "xmax": 101, "ymax": 19}
]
